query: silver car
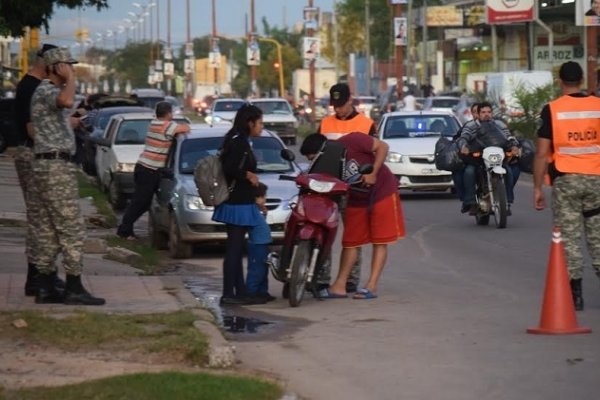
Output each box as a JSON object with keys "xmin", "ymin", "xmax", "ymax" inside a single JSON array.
[{"xmin": 149, "ymin": 125, "xmax": 300, "ymax": 258}]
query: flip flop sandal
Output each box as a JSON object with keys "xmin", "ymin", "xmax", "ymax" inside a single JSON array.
[{"xmin": 353, "ymin": 288, "xmax": 378, "ymax": 300}]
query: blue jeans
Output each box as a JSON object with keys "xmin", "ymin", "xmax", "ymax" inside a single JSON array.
[
  {"xmin": 463, "ymin": 163, "xmax": 520, "ymax": 206},
  {"xmin": 452, "ymin": 168, "xmax": 465, "ymax": 202},
  {"xmin": 246, "ymin": 243, "xmax": 269, "ymax": 294}
]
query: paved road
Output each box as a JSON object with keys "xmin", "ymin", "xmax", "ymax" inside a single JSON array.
[{"xmin": 181, "ymin": 174, "xmax": 600, "ymax": 400}]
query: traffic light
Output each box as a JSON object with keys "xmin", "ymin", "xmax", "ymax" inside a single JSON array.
[{"xmin": 29, "ymin": 27, "xmax": 40, "ymax": 50}]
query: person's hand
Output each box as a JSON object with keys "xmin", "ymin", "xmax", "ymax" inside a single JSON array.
[
  {"xmin": 55, "ymin": 63, "xmax": 73, "ymax": 81},
  {"xmin": 362, "ymin": 173, "xmax": 377, "ymax": 187},
  {"xmin": 460, "ymin": 146, "xmax": 469, "ymax": 155},
  {"xmin": 534, "ymin": 188, "xmax": 546, "ymax": 210},
  {"xmin": 246, "ymin": 171, "xmax": 259, "ymax": 186}
]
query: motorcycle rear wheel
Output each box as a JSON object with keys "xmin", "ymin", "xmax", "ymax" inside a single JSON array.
[
  {"xmin": 491, "ymin": 175, "xmax": 508, "ymax": 229},
  {"xmin": 289, "ymin": 240, "xmax": 312, "ymax": 307}
]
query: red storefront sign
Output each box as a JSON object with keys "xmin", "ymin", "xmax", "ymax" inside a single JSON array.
[{"xmin": 486, "ymin": 0, "xmax": 535, "ymax": 24}]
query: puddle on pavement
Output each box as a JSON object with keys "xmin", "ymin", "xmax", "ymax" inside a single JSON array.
[
  {"xmin": 184, "ymin": 277, "xmax": 274, "ymax": 334},
  {"xmin": 223, "ymin": 315, "xmax": 273, "ymax": 333}
]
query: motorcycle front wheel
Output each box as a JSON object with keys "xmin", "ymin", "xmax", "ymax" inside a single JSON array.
[
  {"xmin": 491, "ymin": 174, "xmax": 508, "ymax": 229},
  {"xmin": 289, "ymin": 240, "xmax": 312, "ymax": 307}
]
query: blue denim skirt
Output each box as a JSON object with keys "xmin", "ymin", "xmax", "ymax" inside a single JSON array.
[{"xmin": 212, "ymin": 203, "xmax": 264, "ymax": 227}]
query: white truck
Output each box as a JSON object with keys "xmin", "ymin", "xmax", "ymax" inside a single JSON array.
[{"xmin": 485, "ymin": 70, "xmax": 553, "ymax": 116}]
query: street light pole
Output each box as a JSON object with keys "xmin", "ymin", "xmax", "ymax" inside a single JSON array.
[
  {"xmin": 250, "ymin": 0, "xmax": 257, "ymax": 97},
  {"xmin": 308, "ymin": 0, "xmax": 315, "ymax": 126},
  {"xmin": 212, "ymin": 0, "xmax": 218, "ymax": 89},
  {"xmin": 259, "ymin": 37, "xmax": 284, "ymax": 97},
  {"xmin": 394, "ymin": 2, "xmax": 404, "ymax": 100}
]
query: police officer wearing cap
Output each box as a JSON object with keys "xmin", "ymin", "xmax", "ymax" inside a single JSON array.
[
  {"xmin": 534, "ymin": 61, "xmax": 600, "ymax": 311},
  {"xmin": 30, "ymin": 47, "xmax": 105, "ymax": 306},
  {"xmin": 315, "ymin": 83, "xmax": 377, "ymax": 294},
  {"xmin": 14, "ymin": 43, "xmax": 65, "ymax": 297}
]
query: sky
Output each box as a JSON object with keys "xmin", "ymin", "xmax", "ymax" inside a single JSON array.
[{"xmin": 45, "ymin": 0, "xmax": 337, "ymax": 49}]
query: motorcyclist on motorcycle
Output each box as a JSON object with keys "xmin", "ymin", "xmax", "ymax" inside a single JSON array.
[{"xmin": 456, "ymin": 101, "xmax": 521, "ymax": 215}]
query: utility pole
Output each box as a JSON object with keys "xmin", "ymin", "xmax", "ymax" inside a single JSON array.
[
  {"xmin": 587, "ymin": 26, "xmax": 597, "ymax": 94},
  {"xmin": 365, "ymin": 0, "xmax": 371, "ymax": 95},
  {"xmin": 185, "ymin": 0, "xmax": 192, "ymax": 108},
  {"xmin": 250, "ymin": 0, "xmax": 257, "ymax": 97},
  {"xmin": 333, "ymin": 0, "xmax": 339, "ymax": 81},
  {"xmin": 212, "ymin": 0, "xmax": 218, "ymax": 89},
  {"xmin": 394, "ymin": 2, "xmax": 403, "ymax": 99},
  {"xmin": 167, "ymin": 0, "xmax": 172, "ymax": 95},
  {"xmin": 422, "ymin": 0, "xmax": 428, "ymax": 85},
  {"xmin": 308, "ymin": 0, "xmax": 316, "ymax": 125}
]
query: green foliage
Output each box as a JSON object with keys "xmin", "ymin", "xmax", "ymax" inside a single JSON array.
[
  {"xmin": 103, "ymin": 42, "xmax": 155, "ymax": 89},
  {"xmin": 0, "ymin": 0, "xmax": 108, "ymax": 37},
  {"xmin": 499, "ymin": 83, "xmax": 557, "ymax": 139},
  {"xmin": 3, "ymin": 372, "xmax": 282, "ymax": 400}
]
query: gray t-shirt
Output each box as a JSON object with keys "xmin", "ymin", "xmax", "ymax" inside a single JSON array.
[{"xmin": 31, "ymin": 79, "xmax": 75, "ymax": 155}]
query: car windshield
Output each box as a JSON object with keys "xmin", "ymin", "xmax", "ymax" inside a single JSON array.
[
  {"xmin": 214, "ymin": 100, "xmax": 245, "ymax": 112},
  {"xmin": 253, "ymin": 101, "xmax": 292, "ymax": 115},
  {"xmin": 431, "ymin": 98, "xmax": 460, "ymax": 108},
  {"xmin": 178, "ymin": 136, "xmax": 294, "ymax": 174},
  {"xmin": 382, "ymin": 115, "xmax": 460, "ymax": 139}
]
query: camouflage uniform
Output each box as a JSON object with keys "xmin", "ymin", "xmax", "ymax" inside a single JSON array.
[
  {"xmin": 14, "ymin": 146, "xmax": 44, "ymax": 265},
  {"xmin": 31, "ymin": 79, "xmax": 85, "ymax": 276},
  {"xmin": 552, "ymin": 174, "xmax": 600, "ymax": 280}
]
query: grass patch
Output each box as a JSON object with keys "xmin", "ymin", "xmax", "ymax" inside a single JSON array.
[
  {"xmin": 105, "ymin": 235, "xmax": 162, "ymax": 274},
  {"xmin": 0, "ymin": 310, "xmax": 208, "ymax": 365},
  {"xmin": 1, "ymin": 371, "xmax": 282, "ymax": 400},
  {"xmin": 76, "ymin": 171, "xmax": 117, "ymax": 228}
]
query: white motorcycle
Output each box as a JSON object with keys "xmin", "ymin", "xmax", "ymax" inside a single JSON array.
[{"xmin": 472, "ymin": 146, "xmax": 509, "ymax": 229}]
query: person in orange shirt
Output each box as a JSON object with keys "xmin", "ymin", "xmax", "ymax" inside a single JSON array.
[
  {"xmin": 313, "ymin": 83, "xmax": 377, "ymax": 294},
  {"xmin": 533, "ymin": 61, "xmax": 600, "ymax": 311}
]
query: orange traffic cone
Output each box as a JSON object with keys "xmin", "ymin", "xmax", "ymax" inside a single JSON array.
[{"xmin": 527, "ymin": 229, "xmax": 591, "ymax": 335}]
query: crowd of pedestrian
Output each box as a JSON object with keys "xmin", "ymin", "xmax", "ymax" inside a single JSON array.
[{"xmin": 12, "ymin": 45, "xmax": 599, "ymax": 312}]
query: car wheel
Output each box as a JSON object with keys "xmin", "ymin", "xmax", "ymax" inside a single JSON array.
[
  {"xmin": 108, "ymin": 178, "xmax": 127, "ymax": 211},
  {"xmin": 149, "ymin": 212, "xmax": 168, "ymax": 250},
  {"xmin": 168, "ymin": 213, "xmax": 193, "ymax": 259}
]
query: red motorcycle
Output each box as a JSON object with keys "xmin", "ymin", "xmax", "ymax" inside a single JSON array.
[{"xmin": 269, "ymin": 144, "xmax": 371, "ymax": 307}]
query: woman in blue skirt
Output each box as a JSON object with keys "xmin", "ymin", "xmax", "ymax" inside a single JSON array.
[{"xmin": 212, "ymin": 104, "xmax": 267, "ymax": 305}]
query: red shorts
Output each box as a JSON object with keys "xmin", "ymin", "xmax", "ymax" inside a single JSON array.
[{"xmin": 342, "ymin": 193, "xmax": 405, "ymax": 248}]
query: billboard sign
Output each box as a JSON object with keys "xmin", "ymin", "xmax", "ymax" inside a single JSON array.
[
  {"xmin": 426, "ymin": 6, "xmax": 463, "ymax": 26},
  {"xmin": 486, "ymin": 0, "xmax": 535, "ymax": 24},
  {"xmin": 575, "ymin": 0, "xmax": 600, "ymax": 26}
]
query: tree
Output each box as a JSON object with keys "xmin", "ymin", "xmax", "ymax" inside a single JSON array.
[
  {"xmin": 0, "ymin": 0, "xmax": 108, "ymax": 37},
  {"xmin": 103, "ymin": 42, "xmax": 154, "ymax": 89}
]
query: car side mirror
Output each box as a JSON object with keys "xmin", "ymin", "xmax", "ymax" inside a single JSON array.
[{"xmin": 281, "ymin": 148, "xmax": 295, "ymax": 161}]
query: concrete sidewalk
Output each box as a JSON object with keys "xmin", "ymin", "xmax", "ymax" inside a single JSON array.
[{"xmin": 0, "ymin": 151, "xmax": 193, "ymax": 315}]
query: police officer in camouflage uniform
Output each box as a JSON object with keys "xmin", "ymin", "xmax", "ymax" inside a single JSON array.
[
  {"xmin": 14, "ymin": 43, "xmax": 65, "ymax": 296},
  {"xmin": 31, "ymin": 47, "xmax": 105, "ymax": 305},
  {"xmin": 534, "ymin": 61, "xmax": 600, "ymax": 311}
]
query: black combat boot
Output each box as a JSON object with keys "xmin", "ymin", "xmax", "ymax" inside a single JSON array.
[
  {"xmin": 570, "ymin": 279, "xmax": 584, "ymax": 311},
  {"xmin": 35, "ymin": 272, "xmax": 65, "ymax": 304},
  {"xmin": 63, "ymin": 275, "xmax": 106, "ymax": 306},
  {"xmin": 24, "ymin": 263, "xmax": 40, "ymax": 296}
]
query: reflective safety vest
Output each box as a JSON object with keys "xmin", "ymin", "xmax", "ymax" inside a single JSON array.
[
  {"xmin": 549, "ymin": 95, "xmax": 600, "ymax": 175},
  {"xmin": 320, "ymin": 112, "xmax": 374, "ymax": 140}
]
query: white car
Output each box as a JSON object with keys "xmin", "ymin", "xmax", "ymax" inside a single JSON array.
[
  {"xmin": 250, "ymin": 98, "xmax": 299, "ymax": 145},
  {"xmin": 94, "ymin": 113, "xmax": 190, "ymax": 209},
  {"xmin": 206, "ymin": 98, "xmax": 246, "ymax": 125},
  {"xmin": 379, "ymin": 111, "xmax": 461, "ymax": 192}
]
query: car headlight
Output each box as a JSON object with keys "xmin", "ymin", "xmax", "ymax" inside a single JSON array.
[
  {"xmin": 116, "ymin": 162, "xmax": 135, "ymax": 172},
  {"xmin": 184, "ymin": 194, "xmax": 212, "ymax": 210},
  {"xmin": 386, "ymin": 152, "xmax": 405, "ymax": 163}
]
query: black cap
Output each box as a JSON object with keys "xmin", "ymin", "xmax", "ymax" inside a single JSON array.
[
  {"xmin": 36, "ymin": 43, "xmax": 58, "ymax": 58},
  {"xmin": 329, "ymin": 83, "xmax": 351, "ymax": 107},
  {"xmin": 559, "ymin": 61, "xmax": 583, "ymax": 83}
]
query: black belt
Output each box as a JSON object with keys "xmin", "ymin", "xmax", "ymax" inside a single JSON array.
[{"xmin": 35, "ymin": 152, "xmax": 75, "ymax": 162}]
